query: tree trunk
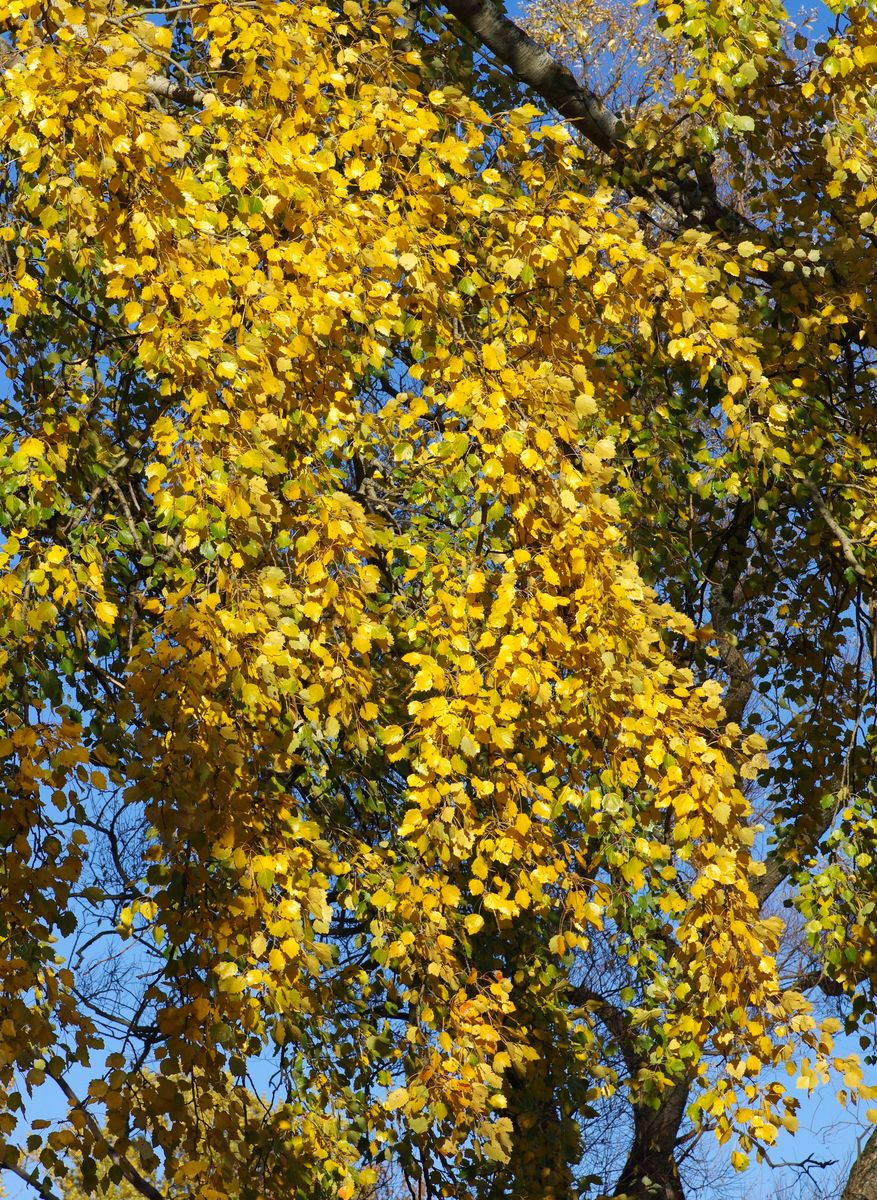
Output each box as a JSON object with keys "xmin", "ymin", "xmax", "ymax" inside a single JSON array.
[
  {"xmin": 611, "ymin": 1084, "xmax": 688, "ymax": 1200},
  {"xmin": 843, "ymin": 1129, "xmax": 877, "ymax": 1200}
]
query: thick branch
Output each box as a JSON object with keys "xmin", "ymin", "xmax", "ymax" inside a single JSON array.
[
  {"xmin": 442, "ymin": 0, "xmax": 622, "ymax": 152},
  {"xmin": 439, "ymin": 0, "xmax": 740, "ymax": 228},
  {"xmin": 567, "ymin": 984, "xmax": 688, "ymax": 1198},
  {"xmin": 710, "ymin": 613, "xmax": 753, "ymax": 728},
  {"xmin": 569, "ymin": 984, "xmax": 645, "ymax": 1076},
  {"xmin": 144, "ymin": 72, "xmax": 209, "ymax": 105},
  {"xmin": 751, "ymin": 853, "xmax": 789, "ymax": 907}
]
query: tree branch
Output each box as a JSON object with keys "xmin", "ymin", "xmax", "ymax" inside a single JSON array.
[
  {"xmin": 612, "ymin": 1080, "xmax": 689, "ymax": 1200},
  {"xmin": 50, "ymin": 1072, "xmax": 167, "ymax": 1200},
  {"xmin": 569, "ymin": 984, "xmax": 645, "ymax": 1076},
  {"xmin": 843, "ymin": 1128, "xmax": 877, "ymax": 1200},
  {"xmin": 753, "ymin": 737, "xmax": 869, "ymax": 908},
  {"xmin": 2, "ymin": 1161, "xmax": 65, "ymax": 1200},
  {"xmin": 439, "ymin": 0, "xmax": 741, "ymax": 229},
  {"xmin": 144, "ymin": 72, "xmax": 210, "ymax": 106},
  {"xmin": 568, "ymin": 984, "xmax": 689, "ymax": 1199},
  {"xmin": 805, "ymin": 480, "xmax": 867, "ymax": 580},
  {"xmin": 792, "ymin": 967, "xmax": 845, "ymax": 997}
]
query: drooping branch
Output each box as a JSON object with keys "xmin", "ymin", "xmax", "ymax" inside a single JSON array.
[
  {"xmin": 50, "ymin": 1072, "xmax": 167, "ymax": 1200},
  {"xmin": 805, "ymin": 480, "xmax": 868, "ymax": 581},
  {"xmin": 705, "ymin": 499, "xmax": 867, "ymax": 909},
  {"xmin": 753, "ymin": 738, "xmax": 870, "ymax": 908},
  {"xmin": 2, "ymin": 1161, "xmax": 65, "ymax": 1200}
]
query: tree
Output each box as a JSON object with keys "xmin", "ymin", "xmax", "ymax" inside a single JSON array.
[{"xmin": 0, "ymin": 0, "xmax": 876, "ymax": 1196}]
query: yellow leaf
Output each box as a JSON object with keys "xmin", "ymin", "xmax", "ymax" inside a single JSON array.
[
  {"xmin": 384, "ymin": 1087, "xmax": 408, "ymax": 1111},
  {"xmin": 95, "ymin": 601, "xmax": 118, "ymax": 624},
  {"xmin": 483, "ymin": 341, "xmax": 507, "ymax": 370},
  {"xmin": 358, "ymin": 168, "xmax": 381, "ymax": 191}
]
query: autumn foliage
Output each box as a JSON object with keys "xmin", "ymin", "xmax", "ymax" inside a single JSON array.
[{"xmin": 0, "ymin": 0, "xmax": 876, "ymax": 1197}]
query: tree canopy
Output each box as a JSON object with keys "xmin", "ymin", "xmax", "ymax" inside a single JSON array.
[{"xmin": 0, "ymin": 0, "xmax": 876, "ymax": 1196}]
